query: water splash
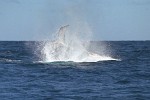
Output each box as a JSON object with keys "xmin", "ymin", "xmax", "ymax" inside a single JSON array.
[{"xmin": 42, "ymin": 25, "xmax": 118, "ymax": 62}]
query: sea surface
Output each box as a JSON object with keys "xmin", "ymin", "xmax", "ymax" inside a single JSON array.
[{"xmin": 0, "ymin": 41, "xmax": 150, "ymax": 100}]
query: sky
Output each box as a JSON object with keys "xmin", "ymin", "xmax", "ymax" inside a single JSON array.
[{"xmin": 0, "ymin": 0, "xmax": 150, "ymax": 40}]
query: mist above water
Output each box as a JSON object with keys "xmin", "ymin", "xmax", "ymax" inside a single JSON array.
[{"xmin": 41, "ymin": 25, "xmax": 117, "ymax": 62}]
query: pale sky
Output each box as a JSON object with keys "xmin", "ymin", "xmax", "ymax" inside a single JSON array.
[{"xmin": 0, "ymin": 0, "xmax": 150, "ymax": 40}]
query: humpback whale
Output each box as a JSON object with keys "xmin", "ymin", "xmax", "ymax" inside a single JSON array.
[{"xmin": 45, "ymin": 25, "xmax": 70, "ymax": 60}]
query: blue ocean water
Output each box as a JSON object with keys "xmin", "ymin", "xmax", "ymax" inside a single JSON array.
[{"xmin": 0, "ymin": 41, "xmax": 150, "ymax": 100}]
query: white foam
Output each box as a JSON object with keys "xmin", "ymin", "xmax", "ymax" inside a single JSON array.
[{"xmin": 41, "ymin": 25, "xmax": 118, "ymax": 63}]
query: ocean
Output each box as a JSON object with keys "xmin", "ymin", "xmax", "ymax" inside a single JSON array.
[{"xmin": 0, "ymin": 41, "xmax": 149, "ymax": 100}]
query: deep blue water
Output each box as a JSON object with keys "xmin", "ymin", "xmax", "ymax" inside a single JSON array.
[{"xmin": 0, "ymin": 41, "xmax": 150, "ymax": 100}]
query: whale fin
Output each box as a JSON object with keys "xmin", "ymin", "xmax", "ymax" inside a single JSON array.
[{"xmin": 57, "ymin": 25, "xmax": 69, "ymax": 44}]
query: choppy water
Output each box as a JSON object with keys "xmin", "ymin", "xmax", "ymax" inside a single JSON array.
[{"xmin": 0, "ymin": 41, "xmax": 150, "ymax": 100}]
